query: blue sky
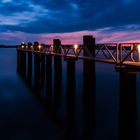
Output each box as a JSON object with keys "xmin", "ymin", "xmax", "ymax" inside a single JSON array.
[{"xmin": 0, "ymin": 0, "xmax": 140, "ymax": 45}]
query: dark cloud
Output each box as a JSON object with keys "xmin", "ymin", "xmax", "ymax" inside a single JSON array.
[{"xmin": 0, "ymin": 0, "xmax": 139, "ymax": 33}]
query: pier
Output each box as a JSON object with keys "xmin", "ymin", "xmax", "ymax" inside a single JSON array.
[
  {"xmin": 17, "ymin": 35, "xmax": 140, "ymax": 69},
  {"xmin": 15, "ymin": 35, "xmax": 139, "ymax": 139}
]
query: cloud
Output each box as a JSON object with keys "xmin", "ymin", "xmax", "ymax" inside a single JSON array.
[
  {"xmin": 0, "ymin": 0, "xmax": 139, "ymax": 44},
  {"xmin": 1, "ymin": 25, "xmax": 140, "ymax": 45}
]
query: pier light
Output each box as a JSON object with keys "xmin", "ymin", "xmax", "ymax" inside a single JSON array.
[
  {"xmin": 31, "ymin": 45, "xmax": 33, "ymax": 49},
  {"xmin": 38, "ymin": 45, "xmax": 42, "ymax": 50},
  {"xmin": 74, "ymin": 44, "xmax": 78, "ymax": 51},
  {"xmin": 21, "ymin": 45, "xmax": 24, "ymax": 49},
  {"xmin": 137, "ymin": 44, "xmax": 140, "ymax": 62},
  {"xmin": 137, "ymin": 44, "xmax": 140, "ymax": 52}
]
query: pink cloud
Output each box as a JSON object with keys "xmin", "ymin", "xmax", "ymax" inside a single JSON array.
[{"xmin": 0, "ymin": 26, "xmax": 140, "ymax": 45}]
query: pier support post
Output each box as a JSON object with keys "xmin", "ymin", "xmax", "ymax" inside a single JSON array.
[
  {"xmin": 27, "ymin": 43, "xmax": 33, "ymax": 85},
  {"xmin": 83, "ymin": 59, "xmax": 95, "ymax": 139},
  {"xmin": 83, "ymin": 35, "xmax": 95, "ymax": 57},
  {"xmin": 53, "ymin": 39, "xmax": 62, "ymax": 114},
  {"xmin": 82, "ymin": 35, "xmax": 96, "ymax": 139},
  {"xmin": 65, "ymin": 58, "xmax": 76, "ymax": 139},
  {"xmin": 34, "ymin": 42, "xmax": 41, "ymax": 93},
  {"xmin": 119, "ymin": 71, "xmax": 137, "ymax": 140},
  {"xmin": 17, "ymin": 48, "xmax": 20, "ymax": 73},
  {"xmin": 21, "ymin": 48, "xmax": 26, "ymax": 77},
  {"xmin": 40, "ymin": 46, "xmax": 45, "ymax": 90},
  {"xmin": 45, "ymin": 54, "xmax": 52, "ymax": 110}
]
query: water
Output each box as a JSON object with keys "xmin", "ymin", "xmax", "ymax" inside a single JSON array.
[{"xmin": 0, "ymin": 48, "xmax": 139, "ymax": 140}]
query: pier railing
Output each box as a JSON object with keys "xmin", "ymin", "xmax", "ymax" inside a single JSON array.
[{"xmin": 17, "ymin": 42, "xmax": 140, "ymax": 66}]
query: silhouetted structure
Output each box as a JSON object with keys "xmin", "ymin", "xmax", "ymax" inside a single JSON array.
[
  {"xmin": 53, "ymin": 39, "xmax": 62, "ymax": 115},
  {"xmin": 83, "ymin": 35, "xmax": 95, "ymax": 57},
  {"xmin": 45, "ymin": 54, "xmax": 52, "ymax": 111},
  {"xmin": 65, "ymin": 58, "xmax": 77, "ymax": 140},
  {"xmin": 83, "ymin": 59, "xmax": 96, "ymax": 140},
  {"xmin": 27, "ymin": 43, "xmax": 33, "ymax": 85},
  {"xmin": 34, "ymin": 42, "xmax": 41, "ymax": 93},
  {"xmin": 119, "ymin": 71, "xmax": 137, "ymax": 140}
]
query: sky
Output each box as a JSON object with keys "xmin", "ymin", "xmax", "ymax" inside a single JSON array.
[{"xmin": 0, "ymin": 0, "xmax": 140, "ymax": 45}]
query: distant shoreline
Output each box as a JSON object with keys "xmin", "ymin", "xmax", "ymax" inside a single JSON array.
[{"xmin": 0, "ymin": 45, "xmax": 18, "ymax": 48}]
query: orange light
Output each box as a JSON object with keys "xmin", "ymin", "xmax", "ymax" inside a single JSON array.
[
  {"xmin": 38, "ymin": 45, "xmax": 42, "ymax": 50},
  {"xmin": 31, "ymin": 46, "xmax": 33, "ymax": 49},
  {"xmin": 138, "ymin": 44, "xmax": 140, "ymax": 52},
  {"xmin": 137, "ymin": 44, "xmax": 140, "ymax": 62},
  {"xmin": 21, "ymin": 45, "xmax": 24, "ymax": 49},
  {"xmin": 74, "ymin": 44, "xmax": 78, "ymax": 51}
]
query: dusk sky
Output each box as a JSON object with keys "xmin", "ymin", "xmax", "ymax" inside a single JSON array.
[{"xmin": 0, "ymin": 0, "xmax": 139, "ymax": 45}]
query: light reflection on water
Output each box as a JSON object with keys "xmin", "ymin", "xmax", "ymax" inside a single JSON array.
[{"xmin": 0, "ymin": 48, "xmax": 139, "ymax": 140}]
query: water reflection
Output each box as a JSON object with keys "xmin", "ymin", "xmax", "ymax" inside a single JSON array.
[
  {"xmin": 17, "ymin": 51, "xmax": 97, "ymax": 140},
  {"xmin": 16, "ymin": 48, "xmax": 140, "ymax": 140},
  {"xmin": 119, "ymin": 70, "xmax": 137, "ymax": 140}
]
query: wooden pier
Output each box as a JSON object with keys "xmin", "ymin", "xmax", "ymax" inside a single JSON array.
[
  {"xmin": 16, "ymin": 35, "xmax": 137, "ymax": 140},
  {"xmin": 17, "ymin": 35, "xmax": 140, "ymax": 68}
]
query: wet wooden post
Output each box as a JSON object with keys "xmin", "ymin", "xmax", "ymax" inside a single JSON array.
[
  {"xmin": 65, "ymin": 57, "xmax": 76, "ymax": 139},
  {"xmin": 40, "ymin": 44, "xmax": 46, "ymax": 90},
  {"xmin": 19, "ymin": 43, "xmax": 26, "ymax": 77},
  {"xmin": 17, "ymin": 46, "xmax": 20, "ymax": 73},
  {"xmin": 83, "ymin": 35, "xmax": 96, "ymax": 139},
  {"xmin": 45, "ymin": 53, "xmax": 52, "ymax": 111},
  {"xmin": 119, "ymin": 71, "xmax": 137, "ymax": 140},
  {"xmin": 53, "ymin": 39, "xmax": 62, "ymax": 114},
  {"xmin": 34, "ymin": 42, "xmax": 41, "ymax": 93},
  {"xmin": 27, "ymin": 43, "xmax": 33, "ymax": 85}
]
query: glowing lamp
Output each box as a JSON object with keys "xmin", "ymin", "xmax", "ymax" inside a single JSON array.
[
  {"xmin": 137, "ymin": 44, "xmax": 140, "ymax": 52},
  {"xmin": 137, "ymin": 44, "xmax": 140, "ymax": 62},
  {"xmin": 74, "ymin": 44, "xmax": 78, "ymax": 51},
  {"xmin": 31, "ymin": 45, "xmax": 33, "ymax": 49},
  {"xmin": 21, "ymin": 45, "xmax": 24, "ymax": 49},
  {"xmin": 38, "ymin": 45, "xmax": 42, "ymax": 50}
]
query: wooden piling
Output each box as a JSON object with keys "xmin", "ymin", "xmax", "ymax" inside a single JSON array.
[
  {"xmin": 83, "ymin": 35, "xmax": 96, "ymax": 139},
  {"xmin": 34, "ymin": 42, "xmax": 41, "ymax": 93},
  {"xmin": 65, "ymin": 58, "xmax": 76, "ymax": 139},
  {"xmin": 119, "ymin": 71, "xmax": 137, "ymax": 140},
  {"xmin": 40, "ymin": 44, "xmax": 46, "ymax": 90},
  {"xmin": 27, "ymin": 43, "xmax": 33, "ymax": 85},
  {"xmin": 53, "ymin": 39, "xmax": 62, "ymax": 114},
  {"xmin": 83, "ymin": 35, "xmax": 95, "ymax": 57},
  {"xmin": 21, "ymin": 46, "xmax": 26, "ymax": 77},
  {"xmin": 45, "ymin": 54, "xmax": 52, "ymax": 110},
  {"xmin": 17, "ymin": 48, "xmax": 20, "ymax": 73}
]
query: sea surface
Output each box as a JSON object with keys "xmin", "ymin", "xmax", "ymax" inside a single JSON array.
[{"xmin": 0, "ymin": 48, "xmax": 139, "ymax": 140}]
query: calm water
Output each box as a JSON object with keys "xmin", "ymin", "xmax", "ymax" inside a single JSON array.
[{"xmin": 0, "ymin": 48, "xmax": 139, "ymax": 140}]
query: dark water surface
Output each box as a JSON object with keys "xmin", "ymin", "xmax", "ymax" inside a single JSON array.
[{"xmin": 0, "ymin": 48, "xmax": 139, "ymax": 140}]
